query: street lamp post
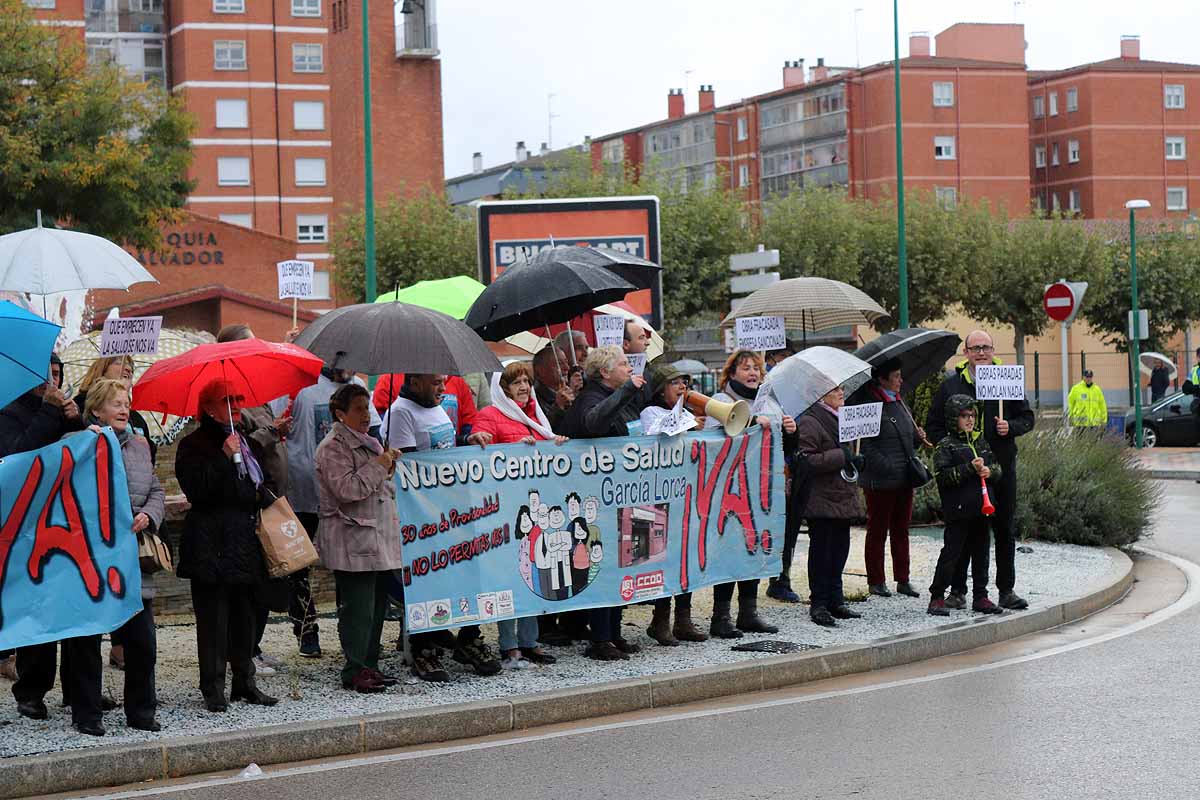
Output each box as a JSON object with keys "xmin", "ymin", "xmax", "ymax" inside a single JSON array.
[
  {"xmin": 1127, "ymin": 199, "xmax": 1150, "ymax": 447},
  {"xmin": 893, "ymin": 0, "xmax": 909, "ymax": 328},
  {"xmin": 360, "ymin": 0, "xmax": 377, "ymax": 303}
]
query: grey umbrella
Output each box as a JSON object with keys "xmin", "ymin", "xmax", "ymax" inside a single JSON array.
[
  {"xmin": 292, "ymin": 301, "xmax": 501, "ymax": 376},
  {"xmin": 721, "ymin": 277, "xmax": 888, "ymax": 347},
  {"xmin": 761, "ymin": 346, "xmax": 874, "ymax": 420}
]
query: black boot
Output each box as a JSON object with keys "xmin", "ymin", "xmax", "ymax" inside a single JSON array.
[
  {"xmin": 646, "ymin": 602, "xmax": 679, "ymax": 646},
  {"xmin": 736, "ymin": 596, "xmax": 779, "ymax": 634},
  {"xmin": 709, "ymin": 600, "xmax": 743, "ymax": 639}
]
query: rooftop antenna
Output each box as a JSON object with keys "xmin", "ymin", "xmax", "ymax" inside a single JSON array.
[
  {"xmin": 854, "ymin": 7, "xmax": 863, "ymax": 68},
  {"xmin": 547, "ymin": 92, "xmax": 559, "ymax": 150}
]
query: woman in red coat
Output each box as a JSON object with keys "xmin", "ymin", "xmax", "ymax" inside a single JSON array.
[{"xmin": 469, "ymin": 362, "xmax": 567, "ymax": 669}]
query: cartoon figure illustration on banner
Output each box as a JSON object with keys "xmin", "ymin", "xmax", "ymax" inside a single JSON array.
[{"xmin": 517, "ymin": 491, "xmax": 604, "ymax": 601}]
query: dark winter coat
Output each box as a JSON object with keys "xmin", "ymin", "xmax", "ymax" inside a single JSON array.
[
  {"xmin": 0, "ymin": 390, "xmax": 83, "ymax": 458},
  {"xmin": 795, "ymin": 404, "xmax": 863, "ymax": 521},
  {"xmin": 859, "ymin": 384, "xmax": 923, "ymax": 491},
  {"xmin": 561, "ymin": 378, "xmax": 644, "ymax": 439},
  {"xmin": 933, "ymin": 398, "xmax": 1004, "ymax": 522},
  {"xmin": 175, "ymin": 414, "xmax": 276, "ymax": 584},
  {"xmin": 925, "ymin": 362, "xmax": 1035, "ymax": 468}
]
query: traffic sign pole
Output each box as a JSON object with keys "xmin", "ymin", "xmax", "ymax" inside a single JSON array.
[
  {"xmin": 1061, "ymin": 321, "xmax": 1069, "ymax": 427},
  {"xmin": 1043, "ymin": 281, "xmax": 1088, "ymax": 427}
]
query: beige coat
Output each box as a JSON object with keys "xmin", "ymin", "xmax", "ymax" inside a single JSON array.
[{"xmin": 314, "ymin": 422, "xmax": 403, "ymax": 572}]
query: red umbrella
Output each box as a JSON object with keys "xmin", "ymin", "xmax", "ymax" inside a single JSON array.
[{"xmin": 132, "ymin": 339, "xmax": 323, "ymax": 416}]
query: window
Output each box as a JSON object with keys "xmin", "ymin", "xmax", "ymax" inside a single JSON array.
[
  {"xmin": 736, "ymin": 117, "xmax": 748, "ymax": 141},
  {"xmin": 292, "ymin": 43, "xmax": 323, "ymax": 72},
  {"xmin": 331, "ymin": 0, "xmax": 349, "ymax": 32},
  {"xmin": 1068, "ymin": 139, "xmax": 1080, "ymax": 163},
  {"xmin": 311, "ymin": 271, "xmax": 332, "ymax": 300},
  {"xmin": 1049, "ymin": 91, "xmax": 1058, "ymax": 116},
  {"xmin": 294, "ymin": 158, "xmax": 326, "ymax": 187},
  {"xmin": 737, "ymin": 164, "xmax": 749, "ymax": 187},
  {"xmin": 219, "ymin": 213, "xmax": 252, "ymax": 228},
  {"xmin": 215, "ymin": 99, "xmax": 248, "ymax": 129},
  {"xmin": 213, "ymin": 0, "xmax": 244, "ymax": 12},
  {"xmin": 293, "ymin": 101, "xmax": 325, "ymax": 131},
  {"xmin": 1051, "ymin": 193, "xmax": 1060, "ymax": 212},
  {"xmin": 130, "ymin": 0, "xmax": 162, "ymax": 10},
  {"xmin": 24, "ymin": 0, "xmax": 56, "ymax": 7},
  {"xmin": 1051, "ymin": 142, "xmax": 1060, "ymax": 166},
  {"xmin": 933, "ymin": 81, "xmax": 954, "ymax": 107},
  {"xmin": 1069, "ymin": 190, "xmax": 1081, "ymax": 213},
  {"xmin": 934, "ymin": 136, "xmax": 955, "ymax": 160},
  {"xmin": 1033, "ymin": 95, "xmax": 1044, "ymax": 118},
  {"xmin": 291, "ymin": 0, "xmax": 320, "ymax": 16},
  {"xmin": 1166, "ymin": 84, "xmax": 1186, "ymax": 109},
  {"xmin": 296, "ymin": 214, "xmax": 328, "ymax": 242},
  {"xmin": 1167, "ymin": 136, "xmax": 1187, "ymax": 160},
  {"xmin": 1167, "ymin": 187, "xmax": 1188, "ymax": 211},
  {"xmin": 217, "ymin": 157, "xmax": 251, "ymax": 186},
  {"xmin": 935, "ymin": 186, "xmax": 957, "ymax": 209},
  {"xmin": 214, "ymin": 40, "xmax": 246, "ymax": 70},
  {"xmin": 1066, "ymin": 88, "xmax": 1078, "ymax": 112},
  {"xmin": 1034, "ymin": 145, "xmax": 1046, "ymax": 168}
]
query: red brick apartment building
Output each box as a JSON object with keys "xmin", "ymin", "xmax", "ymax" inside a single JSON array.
[
  {"xmin": 1029, "ymin": 35, "xmax": 1200, "ymax": 219},
  {"xmin": 28, "ymin": 0, "xmax": 443, "ymax": 340},
  {"xmin": 591, "ymin": 22, "xmax": 1199, "ymax": 222}
]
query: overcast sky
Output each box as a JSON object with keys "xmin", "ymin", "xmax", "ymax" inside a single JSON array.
[{"xmin": 436, "ymin": 0, "xmax": 1200, "ymax": 178}]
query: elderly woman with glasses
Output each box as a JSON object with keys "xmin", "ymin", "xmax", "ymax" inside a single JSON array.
[{"xmin": 175, "ymin": 379, "xmax": 281, "ymax": 713}]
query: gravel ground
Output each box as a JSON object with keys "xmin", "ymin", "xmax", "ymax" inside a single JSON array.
[{"xmin": 0, "ymin": 532, "xmax": 1114, "ymax": 759}]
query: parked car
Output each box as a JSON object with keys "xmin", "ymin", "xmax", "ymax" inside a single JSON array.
[{"xmin": 1124, "ymin": 392, "xmax": 1196, "ymax": 448}]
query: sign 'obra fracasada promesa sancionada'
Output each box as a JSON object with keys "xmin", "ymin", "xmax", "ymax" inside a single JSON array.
[{"xmin": 393, "ymin": 426, "xmax": 785, "ymax": 633}]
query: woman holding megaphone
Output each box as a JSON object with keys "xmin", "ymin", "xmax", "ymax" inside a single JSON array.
[{"xmin": 703, "ymin": 350, "xmax": 797, "ymax": 638}]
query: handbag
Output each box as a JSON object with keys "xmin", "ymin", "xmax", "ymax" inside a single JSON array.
[
  {"xmin": 256, "ymin": 495, "xmax": 319, "ymax": 578},
  {"xmin": 137, "ymin": 530, "xmax": 173, "ymax": 574},
  {"xmin": 891, "ymin": 415, "xmax": 933, "ymax": 488}
]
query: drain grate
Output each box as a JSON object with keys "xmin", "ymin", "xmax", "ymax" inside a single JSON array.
[{"xmin": 730, "ymin": 640, "xmax": 822, "ymax": 654}]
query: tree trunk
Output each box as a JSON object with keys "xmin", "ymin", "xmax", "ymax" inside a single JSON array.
[{"xmin": 1013, "ymin": 322, "xmax": 1027, "ymax": 367}]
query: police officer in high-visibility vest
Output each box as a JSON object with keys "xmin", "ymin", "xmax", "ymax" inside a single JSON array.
[
  {"xmin": 1184, "ymin": 349, "xmax": 1200, "ymax": 454},
  {"xmin": 1067, "ymin": 369, "xmax": 1107, "ymax": 429}
]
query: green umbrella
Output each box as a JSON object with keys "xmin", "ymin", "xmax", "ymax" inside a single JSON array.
[{"xmin": 374, "ymin": 275, "xmax": 485, "ymax": 320}]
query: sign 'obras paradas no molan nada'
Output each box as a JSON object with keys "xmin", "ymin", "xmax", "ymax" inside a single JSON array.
[{"xmin": 395, "ymin": 426, "xmax": 784, "ymax": 632}]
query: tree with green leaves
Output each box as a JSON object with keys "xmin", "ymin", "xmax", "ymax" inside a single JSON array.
[
  {"xmin": 1083, "ymin": 220, "xmax": 1200, "ymax": 353},
  {"xmin": 960, "ymin": 213, "xmax": 1112, "ymax": 365},
  {"xmin": 332, "ymin": 190, "xmax": 477, "ymax": 301},
  {"xmin": 759, "ymin": 187, "xmax": 863, "ymax": 284},
  {"xmin": 0, "ymin": 0, "xmax": 194, "ymax": 247}
]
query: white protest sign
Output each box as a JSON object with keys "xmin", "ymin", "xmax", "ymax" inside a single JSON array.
[
  {"xmin": 734, "ymin": 316, "xmax": 786, "ymax": 351},
  {"xmin": 277, "ymin": 260, "xmax": 315, "ymax": 300},
  {"xmin": 838, "ymin": 402, "xmax": 883, "ymax": 442},
  {"xmin": 593, "ymin": 314, "xmax": 625, "ymax": 348},
  {"xmin": 645, "ymin": 393, "xmax": 697, "ymax": 437},
  {"xmin": 627, "ymin": 353, "xmax": 647, "ymax": 377},
  {"xmin": 99, "ymin": 316, "xmax": 162, "ymax": 357},
  {"xmin": 975, "ymin": 364, "xmax": 1026, "ymax": 401}
]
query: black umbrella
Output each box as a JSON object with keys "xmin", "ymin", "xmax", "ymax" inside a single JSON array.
[
  {"xmin": 533, "ymin": 244, "xmax": 662, "ymax": 290},
  {"xmin": 465, "ymin": 250, "xmax": 637, "ymax": 342},
  {"xmin": 293, "ymin": 301, "xmax": 501, "ymax": 376},
  {"xmin": 851, "ymin": 327, "xmax": 962, "ymax": 395}
]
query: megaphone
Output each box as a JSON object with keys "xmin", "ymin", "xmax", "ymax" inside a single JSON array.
[
  {"xmin": 684, "ymin": 391, "xmax": 752, "ymax": 436},
  {"xmin": 980, "ymin": 476, "xmax": 995, "ymax": 516}
]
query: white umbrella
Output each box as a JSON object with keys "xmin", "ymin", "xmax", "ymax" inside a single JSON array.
[
  {"xmin": 761, "ymin": 346, "xmax": 874, "ymax": 419},
  {"xmin": 0, "ymin": 211, "xmax": 157, "ymax": 300},
  {"xmin": 1139, "ymin": 351, "xmax": 1178, "ymax": 378}
]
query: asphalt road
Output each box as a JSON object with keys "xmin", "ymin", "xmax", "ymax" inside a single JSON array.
[{"xmin": 75, "ymin": 481, "xmax": 1200, "ymax": 800}]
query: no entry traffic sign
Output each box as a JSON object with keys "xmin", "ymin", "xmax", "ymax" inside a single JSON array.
[{"xmin": 1043, "ymin": 281, "xmax": 1087, "ymax": 324}]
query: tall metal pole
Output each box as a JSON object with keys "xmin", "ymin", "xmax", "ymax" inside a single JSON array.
[
  {"xmin": 893, "ymin": 0, "xmax": 909, "ymax": 328},
  {"xmin": 1130, "ymin": 208, "xmax": 1143, "ymax": 448},
  {"xmin": 360, "ymin": 0, "xmax": 377, "ymax": 303}
]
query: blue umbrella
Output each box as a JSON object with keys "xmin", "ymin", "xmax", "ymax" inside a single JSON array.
[{"xmin": 0, "ymin": 301, "xmax": 62, "ymax": 410}]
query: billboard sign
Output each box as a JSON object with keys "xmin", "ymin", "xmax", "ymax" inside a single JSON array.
[{"xmin": 477, "ymin": 197, "xmax": 663, "ymax": 330}]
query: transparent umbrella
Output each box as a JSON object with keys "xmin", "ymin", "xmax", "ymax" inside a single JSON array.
[{"xmin": 761, "ymin": 346, "xmax": 874, "ymax": 419}]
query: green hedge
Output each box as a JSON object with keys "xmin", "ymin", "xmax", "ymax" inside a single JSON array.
[{"xmin": 1011, "ymin": 429, "xmax": 1159, "ymax": 547}]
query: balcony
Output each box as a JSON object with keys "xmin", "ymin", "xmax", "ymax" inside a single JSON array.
[{"xmin": 394, "ymin": 0, "xmax": 439, "ymax": 58}]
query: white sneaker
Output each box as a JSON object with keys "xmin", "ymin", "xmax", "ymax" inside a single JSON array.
[
  {"xmin": 253, "ymin": 656, "xmax": 277, "ymax": 675},
  {"xmin": 501, "ymin": 654, "xmax": 531, "ymax": 670}
]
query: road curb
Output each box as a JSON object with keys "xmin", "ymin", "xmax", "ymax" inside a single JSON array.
[
  {"xmin": 1, "ymin": 548, "xmax": 1134, "ymax": 799},
  {"xmin": 1144, "ymin": 469, "xmax": 1200, "ymax": 481}
]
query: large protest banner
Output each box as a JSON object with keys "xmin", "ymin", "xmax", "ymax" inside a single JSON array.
[
  {"xmin": 394, "ymin": 426, "xmax": 784, "ymax": 633},
  {"xmin": 0, "ymin": 430, "xmax": 140, "ymax": 651}
]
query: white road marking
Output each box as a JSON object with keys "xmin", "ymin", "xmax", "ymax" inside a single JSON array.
[{"xmin": 77, "ymin": 547, "xmax": 1197, "ymax": 799}]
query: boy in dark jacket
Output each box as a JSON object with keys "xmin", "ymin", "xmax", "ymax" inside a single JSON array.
[{"xmin": 928, "ymin": 394, "xmax": 1004, "ymax": 616}]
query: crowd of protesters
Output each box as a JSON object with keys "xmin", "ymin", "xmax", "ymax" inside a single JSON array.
[{"xmin": 0, "ymin": 319, "xmax": 1037, "ymax": 736}]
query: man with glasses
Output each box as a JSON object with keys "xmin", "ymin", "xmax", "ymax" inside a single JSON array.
[{"xmin": 925, "ymin": 331, "xmax": 1035, "ymax": 611}]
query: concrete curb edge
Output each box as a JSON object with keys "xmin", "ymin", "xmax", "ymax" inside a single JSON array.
[{"xmin": 1, "ymin": 548, "xmax": 1134, "ymax": 799}]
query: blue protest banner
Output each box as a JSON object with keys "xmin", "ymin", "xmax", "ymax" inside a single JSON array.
[
  {"xmin": 394, "ymin": 426, "xmax": 784, "ymax": 633},
  {"xmin": 0, "ymin": 430, "xmax": 141, "ymax": 650}
]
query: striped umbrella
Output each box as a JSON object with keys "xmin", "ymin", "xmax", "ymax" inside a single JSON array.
[{"xmin": 721, "ymin": 277, "xmax": 888, "ymax": 343}]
